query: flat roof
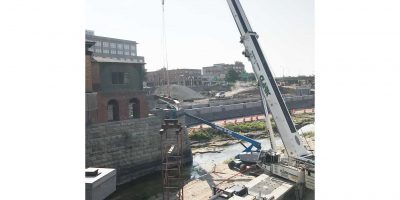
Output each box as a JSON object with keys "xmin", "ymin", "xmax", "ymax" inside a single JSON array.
[
  {"xmin": 85, "ymin": 168, "xmax": 116, "ymax": 185},
  {"xmin": 86, "ymin": 34, "xmax": 137, "ymax": 44}
]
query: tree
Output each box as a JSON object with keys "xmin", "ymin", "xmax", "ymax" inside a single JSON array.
[
  {"xmin": 239, "ymin": 72, "xmax": 256, "ymax": 82},
  {"xmin": 225, "ymin": 69, "xmax": 239, "ymax": 83}
]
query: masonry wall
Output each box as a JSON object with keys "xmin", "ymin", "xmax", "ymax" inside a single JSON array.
[
  {"xmin": 96, "ymin": 91, "xmax": 149, "ymax": 123},
  {"xmin": 99, "ymin": 62, "xmax": 144, "ymax": 92},
  {"xmin": 86, "ymin": 115, "xmax": 192, "ymax": 185},
  {"xmin": 86, "ymin": 54, "xmax": 93, "ymax": 92}
]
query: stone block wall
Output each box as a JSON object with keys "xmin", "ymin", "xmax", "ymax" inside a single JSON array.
[
  {"xmin": 184, "ymin": 96, "xmax": 314, "ymax": 126},
  {"xmin": 86, "ymin": 115, "xmax": 192, "ymax": 185}
]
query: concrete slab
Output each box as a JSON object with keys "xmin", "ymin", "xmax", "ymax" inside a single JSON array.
[
  {"xmin": 85, "ymin": 168, "xmax": 116, "ymax": 200},
  {"xmin": 245, "ymin": 174, "xmax": 294, "ymax": 200},
  {"xmin": 182, "ymin": 164, "xmax": 295, "ymax": 200},
  {"xmin": 229, "ymin": 195, "xmax": 256, "ymax": 200}
]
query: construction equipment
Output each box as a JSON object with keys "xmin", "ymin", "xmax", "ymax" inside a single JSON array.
[
  {"xmin": 226, "ymin": 0, "xmax": 315, "ymax": 191},
  {"xmin": 158, "ymin": 0, "xmax": 315, "ymax": 195},
  {"xmin": 185, "ymin": 113, "xmax": 261, "ymax": 153}
]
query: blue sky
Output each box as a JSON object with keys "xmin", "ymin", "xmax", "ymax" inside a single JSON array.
[{"xmin": 86, "ymin": 0, "xmax": 314, "ymax": 76}]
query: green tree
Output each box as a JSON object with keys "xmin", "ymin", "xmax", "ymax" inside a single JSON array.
[{"xmin": 225, "ymin": 69, "xmax": 239, "ymax": 83}]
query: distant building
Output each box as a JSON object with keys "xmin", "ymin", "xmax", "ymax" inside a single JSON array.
[
  {"xmin": 85, "ymin": 30, "xmax": 145, "ymax": 63},
  {"xmin": 147, "ymin": 68, "xmax": 202, "ymax": 87},
  {"xmin": 202, "ymin": 61, "xmax": 245, "ymax": 85}
]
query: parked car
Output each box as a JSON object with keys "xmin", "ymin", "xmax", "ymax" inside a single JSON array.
[{"xmin": 215, "ymin": 91, "xmax": 225, "ymax": 98}]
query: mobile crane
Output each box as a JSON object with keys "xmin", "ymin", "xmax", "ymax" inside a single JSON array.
[
  {"xmin": 226, "ymin": 0, "xmax": 315, "ymax": 190},
  {"xmin": 158, "ymin": 0, "xmax": 315, "ymax": 193}
]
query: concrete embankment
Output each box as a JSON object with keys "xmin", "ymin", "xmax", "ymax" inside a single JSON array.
[
  {"xmin": 184, "ymin": 96, "xmax": 314, "ymax": 126},
  {"xmin": 86, "ymin": 114, "xmax": 192, "ymax": 185}
]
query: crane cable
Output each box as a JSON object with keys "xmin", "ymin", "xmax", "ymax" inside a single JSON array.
[{"xmin": 161, "ymin": 0, "xmax": 170, "ymax": 97}]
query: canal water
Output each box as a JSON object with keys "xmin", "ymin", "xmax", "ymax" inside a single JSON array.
[
  {"xmin": 105, "ymin": 138, "xmax": 278, "ymax": 200},
  {"xmin": 106, "ymin": 124, "xmax": 314, "ymax": 200}
]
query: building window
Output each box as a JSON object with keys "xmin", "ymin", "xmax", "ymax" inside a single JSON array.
[
  {"xmin": 128, "ymin": 98, "xmax": 140, "ymax": 119},
  {"xmin": 110, "ymin": 50, "xmax": 116, "ymax": 54},
  {"xmin": 110, "ymin": 43, "xmax": 116, "ymax": 48},
  {"xmin": 111, "ymin": 72, "xmax": 128, "ymax": 84},
  {"xmin": 102, "ymin": 42, "xmax": 109, "ymax": 47},
  {"xmin": 117, "ymin": 44, "xmax": 123, "ymax": 49},
  {"xmin": 130, "ymin": 52, "xmax": 136, "ymax": 56},
  {"xmin": 95, "ymin": 41, "xmax": 101, "ymax": 47},
  {"xmin": 95, "ymin": 48, "xmax": 101, "ymax": 53},
  {"xmin": 107, "ymin": 100, "xmax": 119, "ymax": 121},
  {"xmin": 124, "ymin": 44, "xmax": 129, "ymax": 50},
  {"xmin": 130, "ymin": 45, "xmax": 136, "ymax": 50},
  {"xmin": 102, "ymin": 49, "xmax": 109, "ymax": 54},
  {"xmin": 117, "ymin": 50, "xmax": 123, "ymax": 55},
  {"xmin": 124, "ymin": 51, "xmax": 129, "ymax": 55}
]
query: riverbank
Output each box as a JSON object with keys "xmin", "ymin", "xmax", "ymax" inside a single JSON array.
[{"xmin": 105, "ymin": 113, "xmax": 315, "ymax": 199}]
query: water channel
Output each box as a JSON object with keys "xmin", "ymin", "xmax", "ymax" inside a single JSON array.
[
  {"xmin": 106, "ymin": 125, "xmax": 314, "ymax": 200},
  {"xmin": 105, "ymin": 138, "xmax": 277, "ymax": 199}
]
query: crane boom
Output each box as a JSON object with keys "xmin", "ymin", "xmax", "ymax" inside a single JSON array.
[
  {"xmin": 185, "ymin": 113, "xmax": 261, "ymax": 152},
  {"xmin": 226, "ymin": 0, "xmax": 310, "ymax": 158}
]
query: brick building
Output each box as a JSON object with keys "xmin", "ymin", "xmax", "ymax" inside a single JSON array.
[
  {"xmin": 146, "ymin": 68, "xmax": 202, "ymax": 87},
  {"xmin": 85, "ymin": 30, "xmax": 145, "ymax": 63},
  {"xmin": 202, "ymin": 61, "xmax": 245, "ymax": 85},
  {"xmin": 85, "ymin": 40, "xmax": 149, "ymax": 124}
]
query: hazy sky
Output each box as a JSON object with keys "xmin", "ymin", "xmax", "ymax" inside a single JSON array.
[{"xmin": 86, "ymin": 0, "xmax": 314, "ymax": 76}]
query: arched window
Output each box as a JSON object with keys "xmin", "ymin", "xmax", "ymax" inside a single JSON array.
[
  {"xmin": 107, "ymin": 99, "xmax": 119, "ymax": 121},
  {"xmin": 128, "ymin": 98, "xmax": 140, "ymax": 119}
]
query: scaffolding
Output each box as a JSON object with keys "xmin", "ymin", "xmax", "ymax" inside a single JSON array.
[{"xmin": 160, "ymin": 119, "xmax": 184, "ymax": 200}]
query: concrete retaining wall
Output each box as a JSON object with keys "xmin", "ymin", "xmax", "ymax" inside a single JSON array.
[
  {"xmin": 86, "ymin": 115, "xmax": 192, "ymax": 185},
  {"xmin": 185, "ymin": 96, "xmax": 314, "ymax": 126}
]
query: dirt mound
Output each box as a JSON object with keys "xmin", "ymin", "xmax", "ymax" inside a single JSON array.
[{"xmin": 154, "ymin": 84, "xmax": 204, "ymax": 101}]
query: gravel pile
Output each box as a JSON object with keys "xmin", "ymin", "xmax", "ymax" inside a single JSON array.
[{"xmin": 154, "ymin": 84, "xmax": 204, "ymax": 101}]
